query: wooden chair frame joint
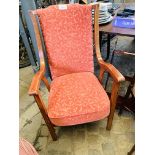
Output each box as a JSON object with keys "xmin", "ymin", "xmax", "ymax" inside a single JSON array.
[{"xmin": 28, "ymin": 3, "xmax": 124, "ymax": 140}]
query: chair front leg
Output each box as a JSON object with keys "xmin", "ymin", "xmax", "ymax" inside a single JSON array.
[
  {"xmin": 106, "ymin": 82, "xmax": 120, "ymax": 130},
  {"xmin": 33, "ymin": 93, "xmax": 57, "ymax": 141}
]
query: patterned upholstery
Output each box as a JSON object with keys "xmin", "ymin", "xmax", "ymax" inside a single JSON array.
[
  {"xmin": 19, "ymin": 138, "xmax": 38, "ymax": 155},
  {"xmin": 35, "ymin": 4, "xmax": 110, "ymax": 126},
  {"xmin": 36, "ymin": 4, "xmax": 94, "ymax": 79},
  {"xmin": 48, "ymin": 72, "xmax": 110, "ymax": 126}
]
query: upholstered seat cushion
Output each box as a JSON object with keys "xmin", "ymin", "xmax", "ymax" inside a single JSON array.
[{"xmin": 48, "ymin": 72, "xmax": 110, "ymax": 126}]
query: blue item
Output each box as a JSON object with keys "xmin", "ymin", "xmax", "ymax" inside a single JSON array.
[{"xmin": 112, "ymin": 16, "xmax": 135, "ymax": 29}]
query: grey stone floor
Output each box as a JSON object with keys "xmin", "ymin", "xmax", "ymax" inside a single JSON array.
[{"xmin": 19, "ymin": 36, "xmax": 135, "ymax": 155}]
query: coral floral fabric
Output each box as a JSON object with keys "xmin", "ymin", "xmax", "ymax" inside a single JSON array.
[
  {"xmin": 35, "ymin": 4, "xmax": 110, "ymax": 126},
  {"xmin": 36, "ymin": 4, "xmax": 94, "ymax": 79},
  {"xmin": 48, "ymin": 72, "xmax": 110, "ymax": 126},
  {"xmin": 19, "ymin": 138, "xmax": 38, "ymax": 155}
]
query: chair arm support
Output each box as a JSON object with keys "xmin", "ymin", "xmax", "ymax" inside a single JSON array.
[
  {"xmin": 28, "ymin": 64, "xmax": 45, "ymax": 95},
  {"xmin": 98, "ymin": 59, "xmax": 125, "ymax": 83}
]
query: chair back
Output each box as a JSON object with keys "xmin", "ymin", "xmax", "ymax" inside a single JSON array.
[{"xmin": 35, "ymin": 4, "xmax": 94, "ymax": 79}]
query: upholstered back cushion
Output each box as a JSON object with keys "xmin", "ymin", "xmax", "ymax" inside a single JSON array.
[{"xmin": 36, "ymin": 4, "xmax": 93, "ymax": 79}]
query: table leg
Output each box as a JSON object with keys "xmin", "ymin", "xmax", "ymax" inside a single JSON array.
[
  {"xmin": 105, "ymin": 34, "xmax": 111, "ymax": 61},
  {"xmin": 99, "ymin": 31, "xmax": 103, "ymax": 52},
  {"xmin": 118, "ymin": 75, "xmax": 135, "ymax": 115},
  {"xmin": 105, "ymin": 47, "xmax": 115, "ymax": 90},
  {"xmin": 99, "ymin": 33, "xmax": 111, "ymax": 61}
]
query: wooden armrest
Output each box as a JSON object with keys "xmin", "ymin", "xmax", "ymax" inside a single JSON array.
[
  {"xmin": 28, "ymin": 64, "xmax": 45, "ymax": 95},
  {"xmin": 99, "ymin": 59, "xmax": 125, "ymax": 83}
]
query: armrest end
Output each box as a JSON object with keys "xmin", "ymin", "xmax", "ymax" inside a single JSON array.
[{"xmin": 28, "ymin": 68, "xmax": 45, "ymax": 95}]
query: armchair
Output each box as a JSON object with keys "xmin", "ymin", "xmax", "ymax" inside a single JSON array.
[{"xmin": 28, "ymin": 3, "xmax": 125, "ymax": 141}]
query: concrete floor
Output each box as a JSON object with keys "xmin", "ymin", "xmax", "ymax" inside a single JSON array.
[{"xmin": 19, "ymin": 36, "xmax": 135, "ymax": 155}]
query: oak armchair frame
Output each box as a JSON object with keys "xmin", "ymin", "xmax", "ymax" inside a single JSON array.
[{"xmin": 28, "ymin": 4, "xmax": 125, "ymax": 141}]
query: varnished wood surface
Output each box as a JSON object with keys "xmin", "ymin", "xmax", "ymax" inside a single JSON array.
[
  {"xmin": 93, "ymin": 4, "xmax": 125, "ymax": 83},
  {"xmin": 93, "ymin": 4, "xmax": 125, "ymax": 130},
  {"xmin": 28, "ymin": 4, "xmax": 125, "ymax": 140},
  {"xmin": 99, "ymin": 23, "xmax": 135, "ymax": 36},
  {"xmin": 34, "ymin": 94, "xmax": 57, "ymax": 141}
]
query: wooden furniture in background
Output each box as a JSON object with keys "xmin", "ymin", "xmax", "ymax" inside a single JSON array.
[
  {"xmin": 109, "ymin": 51, "xmax": 135, "ymax": 114},
  {"xmin": 99, "ymin": 3, "xmax": 135, "ymax": 60},
  {"xmin": 99, "ymin": 3, "xmax": 135, "ymax": 114}
]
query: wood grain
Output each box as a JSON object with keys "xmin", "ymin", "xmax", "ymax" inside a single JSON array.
[{"xmin": 28, "ymin": 4, "xmax": 125, "ymax": 141}]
